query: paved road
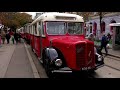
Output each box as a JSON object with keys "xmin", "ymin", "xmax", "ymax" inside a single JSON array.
[
  {"xmin": 27, "ymin": 44, "xmax": 120, "ymax": 78},
  {"xmin": 0, "ymin": 41, "xmax": 36, "ymax": 78},
  {"xmin": 4, "ymin": 43, "xmax": 34, "ymax": 78},
  {"xmin": 0, "ymin": 44, "xmax": 16, "ymax": 78}
]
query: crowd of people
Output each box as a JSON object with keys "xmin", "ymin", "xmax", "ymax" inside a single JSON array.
[{"xmin": 0, "ymin": 30, "xmax": 22, "ymax": 45}]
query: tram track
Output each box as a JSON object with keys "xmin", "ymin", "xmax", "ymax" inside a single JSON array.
[
  {"xmin": 104, "ymin": 55, "xmax": 120, "ymax": 72},
  {"xmin": 105, "ymin": 64, "xmax": 120, "ymax": 71},
  {"xmin": 105, "ymin": 55, "xmax": 120, "ymax": 62}
]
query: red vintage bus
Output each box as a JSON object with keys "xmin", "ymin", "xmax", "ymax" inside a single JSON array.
[
  {"xmin": 18, "ymin": 27, "xmax": 25, "ymax": 39},
  {"xmin": 30, "ymin": 12, "xmax": 104, "ymax": 77},
  {"xmin": 24, "ymin": 23, "xmax": 31, "ymax": 44}
]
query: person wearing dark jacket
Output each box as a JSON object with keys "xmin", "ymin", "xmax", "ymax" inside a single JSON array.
[
  {"xmin": 14, "ymin": 32, "xmax": 19, "ymax": 44},
  {"xmin": 6, "ymin": 32, "xmax": 11, "ymax": 44},
  {"xmin": 100, "ymin": 33, "xmax": 108, "ymax": 55}
]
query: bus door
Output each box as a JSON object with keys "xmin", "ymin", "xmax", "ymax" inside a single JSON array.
[{"xmin": 38, "ymin": 21, "xmax": 46, "ymax": 60}]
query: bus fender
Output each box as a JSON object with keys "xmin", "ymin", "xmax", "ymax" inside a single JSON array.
[{"xmin": 45, "ymin": 48, "xmax": 58, "ymax": 62}]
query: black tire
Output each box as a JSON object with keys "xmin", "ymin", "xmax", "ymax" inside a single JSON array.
[{"xmin": 88, "ymin": 69, "xmax": 95, "ymax": 74}]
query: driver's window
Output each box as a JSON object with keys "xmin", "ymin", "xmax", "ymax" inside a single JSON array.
[
  {"xmin": 38, "ymin": 21, "xmax": 45, "ymax": 36},
  {"xmin": 38, "ymin": 22, "xmax": 41, "ymax": 35},
  {"xmin": 41, "ymin": 22, "xmax": 45, "ymax": 35}
]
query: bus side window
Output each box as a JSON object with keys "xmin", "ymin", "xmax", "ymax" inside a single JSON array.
[
  {"xmin": 39, "ymin": 22, "xmax": 45, "ymax": 37},
  {"xmin": 41, "ymin": 22, "xmax": 45, "ymax": 36},
  {"xmin": 38, "ymin": 22, "xmax": 42, "ymax": 35},
  {"xmin": 34, "ymin": 23, "xmax": 37, "ymax": 35}
]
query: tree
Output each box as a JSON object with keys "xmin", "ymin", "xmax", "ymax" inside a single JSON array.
[
  {"xmin": 0, "ymin": 12, "xmax": 33, "ymax": 31},
  {"xmin": 15, "ymin": 12, "xmax": 33, "ymax": 27},
  {"xmin": 98, "ymin": 12, "xmax": 102, "ymax": 33},
  {"xmin": 75, "ymin": 12, "xmax": 93, "ymax": 22},
  {"xmin": 98, "ymin": 12, "xmax": 107, "ymax": 33}
]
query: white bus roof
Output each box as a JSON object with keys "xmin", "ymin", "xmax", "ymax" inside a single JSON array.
[
  {"xmin": 109, "ymin": 23, "xmax": 120, "ymax": 26},
  {"xmin": 31, "ymin": 12, "xmax": 84, "ymax": 25}
]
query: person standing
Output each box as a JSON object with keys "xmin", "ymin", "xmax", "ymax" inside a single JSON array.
[
  {"xmin": 11, "ymin": 35, "xmax": 15, "ymax": 44},
  {"xmin": 88, "ymin": 33, "xmax": 95, "ymax": 41},
  {"xmin": 6, "ymin": 32, "xmax": 11, "ymax": 44},
  {"xmin": 1, "ymin": 30, "xmax": 6, "ymax": 44},
  {"xmin": 14, "ymin": 32, "xmax": 19, "ymax": 44}
]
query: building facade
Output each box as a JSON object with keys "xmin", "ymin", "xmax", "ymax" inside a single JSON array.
[{"xmin": 86, "ymin": 12, "xmax": 120, "ymax": 40}]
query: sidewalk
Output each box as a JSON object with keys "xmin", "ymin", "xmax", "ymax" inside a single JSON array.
[
  {"xmin": 0, "ymin": 40, "xmax": 39, "ymax": 78},
  {"xmin": 0, "ymin": 43, "xmax": 16, "ymax": 78}
]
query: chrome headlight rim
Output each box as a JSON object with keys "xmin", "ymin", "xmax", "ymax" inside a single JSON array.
[
  {"xmin": 98, "ymin": 55, "xmax": 103, "ymax": 61},
  {"xmin": 55, "ymin": 59, "xmax": 62, "ymax": 67}
]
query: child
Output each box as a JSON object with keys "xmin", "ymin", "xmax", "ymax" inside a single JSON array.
[{"xmin": 11, "ymin": 35, "xmax": 15, "ymax": 44}]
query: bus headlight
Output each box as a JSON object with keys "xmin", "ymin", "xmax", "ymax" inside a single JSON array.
[{"xmin": 55, "ymin": 59, "xmax": 62, "ymax": 67}]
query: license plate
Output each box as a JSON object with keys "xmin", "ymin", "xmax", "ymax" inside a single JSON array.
[{"xmin": 81, "ymin": 67, "xmax": 92, "ymax": 70}]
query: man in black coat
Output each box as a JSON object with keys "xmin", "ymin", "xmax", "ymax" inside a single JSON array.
[
  {"xmin": 100, "ymin": 33, "xmax": 108, "ymax": 55},
  {"xmin": 14, "ymin": 32, "xmax": 19, "ymax": 44},
  {"xmin": 6, "ymin": 32, "xmax": 11, "ymax": 44}
]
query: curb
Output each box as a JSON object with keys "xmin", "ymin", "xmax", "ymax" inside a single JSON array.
[{"xmin": 24, "ymin": 42, "xmax": 40, "ymax": 78}]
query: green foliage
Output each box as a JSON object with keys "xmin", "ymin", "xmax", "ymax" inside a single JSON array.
[{"xmin": 0, "ymin": 12, "xmax": 33, "ymax": 30}]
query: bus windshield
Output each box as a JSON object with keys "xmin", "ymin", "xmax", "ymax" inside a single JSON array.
[
  {"xmin": 46, "ymin": 22, "xmax": 66, "ymax": 35},
  {"xmin": 46, "ymin": 22, "xmax": 84, "ymax": 35},
  {"xmin": 68, "ymin": 22, "xmax": 84, "ymax": 35}
]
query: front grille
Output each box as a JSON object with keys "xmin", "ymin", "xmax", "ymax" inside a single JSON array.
[
  {"xmin": 76, "ymin": 42, "xmax": 95, "ymax": 68},
  {"xmin": 87, "ymin": 43, "xmax": 94, "ymax": 66},
  {"xmin": 76, "ymin": 42, "xmax": 86, "ymax": 68}
]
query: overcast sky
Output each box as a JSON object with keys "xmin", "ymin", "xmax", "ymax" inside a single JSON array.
[
  {"xmin": 25, "ymin": 12, "xmax": 37, "ymax": 19},
  {"xmin": 25, "ymin": 12, "xmax": 58, "ymax": 19}
]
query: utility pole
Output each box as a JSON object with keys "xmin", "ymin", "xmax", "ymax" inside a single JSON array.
[{"xmin": 99, "ymin": 12, "xmax": 102, "ymax": 33}]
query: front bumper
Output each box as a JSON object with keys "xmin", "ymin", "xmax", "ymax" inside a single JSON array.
[
  {"xmin": 95, "ymin": 62, "xmax": 104, "ymax": 70},
  {"xmin": 51, "ymin": 67, "xmax": 72, "ymax": 73}
]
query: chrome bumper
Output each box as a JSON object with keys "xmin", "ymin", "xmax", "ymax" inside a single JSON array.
[
  {"xmin": 51, "ymin": 67, "xmax": 72, "ymax": 73},
  {"xmin": 95, "ymin": 63, "xmax": 104, "ymax": 70}
]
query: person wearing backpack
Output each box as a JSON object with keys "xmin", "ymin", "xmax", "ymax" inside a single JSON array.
[
  {"xmin": 100, "ymin": 33, "xmax": 108, "ymax": 56},
  {"xmin": 6, "ymin": 32, "xmax": 11, "ymax": 44}
]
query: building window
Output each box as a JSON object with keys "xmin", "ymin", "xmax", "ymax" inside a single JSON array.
[{"xmin": 110, "ymin": 20, "xmax": 116, "ymax": 33}]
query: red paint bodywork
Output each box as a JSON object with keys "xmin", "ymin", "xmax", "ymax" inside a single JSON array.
[
  {"xmin": 45, "ymin": 35, "xmax": 95, "ymax": 70},
  {"xmin": 24, "ymin": 32, "xmax": 27, "ymax": 40},
  {"xmin": 30, "ymin": 34, "xmax": 34, "ymax": 48},
  {"xmin": 26, "ymin": 33, "xmax": 31, "ymax": 41},
  {"xmin": 20, "ymin": 33, "xmax": 25, "ymax": 39},
  {"xmin": 32, "ymin": 22, "xmax": 95, "ymax": 70},
  {"xmin": 34, "ymin": 36, "xmax": 41, "ymax": 57}
]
